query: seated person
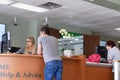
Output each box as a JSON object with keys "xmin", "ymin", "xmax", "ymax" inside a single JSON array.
[{"xmin": 16, "ymin": 37, "xmax": 36, "ymax": 54}]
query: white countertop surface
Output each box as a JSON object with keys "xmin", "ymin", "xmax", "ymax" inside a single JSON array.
[{"xmin": 86, "ymin": 62, "xmax": 112, "ymax": 67}]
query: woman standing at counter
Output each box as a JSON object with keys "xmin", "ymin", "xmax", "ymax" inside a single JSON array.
[
  {"xmin": 106, "ymin": 40, "xmax": 120, "ymax": 64},
  {"xmin": 37, "ymin": 25, "xmax": 63, "ymax": 80}
]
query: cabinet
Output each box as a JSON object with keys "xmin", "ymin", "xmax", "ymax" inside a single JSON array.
[
  {"xmin": 84, "ymin": 35, "xmax": 100, "ymax": 57},
  {"xmin": 47, "ymin": 27, "xmax": 61, "ymax": 38}
]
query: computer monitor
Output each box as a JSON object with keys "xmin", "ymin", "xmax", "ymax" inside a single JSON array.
[
  {"xmin": 9, "ymin": 47, "xmax": 20, "ymax": 53},
  {"xmin": 0, "ymin": 24, "xmax": 5, "ymax": 53},
  {"xmin": 1, "ymin": 31, "xmax": 11, "ymax": 53},
  {"xmin": 95, "ymin": 46, "xmax": 108, "ymax": 60},
  {"xmin": 0, "ymin": 24, "xmax": 5, "ymax": 41}
]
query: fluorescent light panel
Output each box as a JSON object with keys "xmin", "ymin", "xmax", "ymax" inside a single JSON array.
[
  {"xmin": 118, "ymin": 41, "xmax": 120, "ymax": 43},
  {"xmin": 0, "ymin": 0, "xmax": 13, "ymax": 5},
  {"xmin": 114, "ymin": 27, "xmax": 120, "ymax": 31},
  {"xmin": 11, "ymin": 3, "xmax": 49, "ymax": 12}
]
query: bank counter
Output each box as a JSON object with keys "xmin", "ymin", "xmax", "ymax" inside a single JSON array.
[
  {"xmin": 86, "ymin": 62, "xmax": 114, "ymax": 80},
  {"xmin": 0, "ymin": 54, "xmax": 113, "ymax": 80}
]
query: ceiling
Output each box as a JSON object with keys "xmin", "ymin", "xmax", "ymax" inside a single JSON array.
[{"xmin": 1, "ymin": 0, "xmax": 120, "ymax": 39}]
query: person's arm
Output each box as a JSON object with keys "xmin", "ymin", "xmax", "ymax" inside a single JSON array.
[
  {"xmin": 37, "ymin": 44, "xmax": 43, "ymax": 56},
  {"xmin": 107, "ymin": 59, "xmax": 112, "ymax": 64},
  {"xmin": 16, "ymin": 47, "xmax": 25, "ymax": 54},
  {"xmin": 107, "ymin": 50, "xmax": 113, "ymax": 64}
]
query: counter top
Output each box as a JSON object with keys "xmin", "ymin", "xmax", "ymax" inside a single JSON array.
[
  {"xmin": 86, "ymin": 62, "xmax": 112, "ymax": 67},
  {"xmin": 62, "ymin": 55, "xmax": 85, "ymax": 60},
  {"xmin": 0, "ymin": 53, "xmax": 41, "ymax": 57},
  {"xmin": 0, "ymin": 54, "xmax": 85, "ymax": 60}
]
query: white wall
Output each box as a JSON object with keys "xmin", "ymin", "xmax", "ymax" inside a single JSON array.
[
  {"xmin": 9, "ymin": 19, "xmax": 30, "ymax": 47},
  {"xmin": 28, "ymin": 20, "xmax": 38, "ymax": 46},
  {"xmin": 0, "ymin": 15, "xmax": 35, "ymax": 47},
  {"xmin": 46, "ymin": 23, "xmax": 92, "ymax": 35},
  {"xmin": 2, "ymin": 15, "xmax": 119, "ymax": 48}
]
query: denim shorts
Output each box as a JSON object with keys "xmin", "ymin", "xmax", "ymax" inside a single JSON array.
[{"xmin": 44, "ymin": 60, "xmax": 63, "ymax": 80}]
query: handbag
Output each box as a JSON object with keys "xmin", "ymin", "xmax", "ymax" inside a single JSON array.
[{"xmin": 87, "ymin": 53, "xmax": 101, "ymax": 63}]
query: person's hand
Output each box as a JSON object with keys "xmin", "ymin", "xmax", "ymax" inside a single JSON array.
[
  {"xmin": 37, "ymin": 53, "xmax": 43, "ymax": 57},
  {"xmin": 107, "ymin": 60, "xmax": 112, "ymax": 64},
  {"xmin": 12, "ymin": 53, "xmax": 16, "ymax": 54}
]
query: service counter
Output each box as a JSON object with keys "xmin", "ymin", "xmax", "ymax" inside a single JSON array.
[
  {"xmin": 0, "ymin": 54, "xmax": 44, "ymax": 80},
  {"xmin": 62, "ymin": 56, "xmax": 86, "ymax": 80},
  {"xmin": 0, "ymin": 54, "xmax": 86, "ymax": 80},
  {"xmin": 0, "ymin": 54, "xmax": 114, "ymax": 80},
  {"xmin": 86, "ymin": 62, "xmax": 114, "ymax": 80}
]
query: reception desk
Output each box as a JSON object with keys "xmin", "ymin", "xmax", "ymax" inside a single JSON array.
[
  {"xmin": 86, "ymin": 62, "xmax": 114, "ymax": 80},
  {"xmin": 62, "ymin": 56, "xmax": 86, "ymax": 80},
  {"xmin": 0, "ymin": 54, "xmax": 86, "ymax": 80},
  {"xmin": 0, "ymin": 54, "xmax": 44, "ymax": 80},
  {"xmin": 0, "ymin": 54, "xmax": 113, "ymax": 80}
]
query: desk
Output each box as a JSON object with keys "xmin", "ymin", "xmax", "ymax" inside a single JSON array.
[
  {"xmin": 0, "ymin": 54, "xmax": 86, "ymax": 80},
  {"xmin": 0, "ymin": 54, "xmax": 114, "ymax": 80},
  {"xmin": 0, "ymin": 54, "xmax": 44, "ymax": 80},
  {"xmin": 86, "ymin": 62, "xmax": 114, "ymax": 80},
  {"xmin": 62, "ymin": 56, "xmax": 86, "ymax": 80}
]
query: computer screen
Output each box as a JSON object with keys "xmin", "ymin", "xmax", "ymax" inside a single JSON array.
[
  {"xmin": 9, "ymin": 47, "xmax": 20, "ymax": 53},
  {"xmin": 95, "ymin": 46, "xmax": 108, "ymax": 60},
  {"xmin": 0, "ymin": 24, "xmax": 5, "ymax": 41},
  {"xmin": 0, "ymin": 24, "xmax": 5, "ymax": 53},
  {"xmin": 1, "ymin": 31, "xmax": 11, "ymax": 53}
]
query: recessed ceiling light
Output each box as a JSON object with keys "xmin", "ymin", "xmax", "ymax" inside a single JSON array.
[
  {"xmin": 0, "ymin": 0, "xmax": 13, "ymax": 5},
  {"xmin": 11, "ymin": 3, "xmax": 49, "ymax": 13},
  {"xmin": 114, "ymin": 27, "xmax": 120, "ymax": 31},
  {"xmin": 118, "ymin": 41, "xmax": 120, "ymax": 43},
  {"xmin": 89, "ymin": 0, "xmax": 94, "ymax": 1}
]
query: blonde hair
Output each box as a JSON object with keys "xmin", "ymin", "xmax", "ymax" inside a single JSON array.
[{"xmin": 24, "ymin": 37, "xmax": 36, "ymax": 54}]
